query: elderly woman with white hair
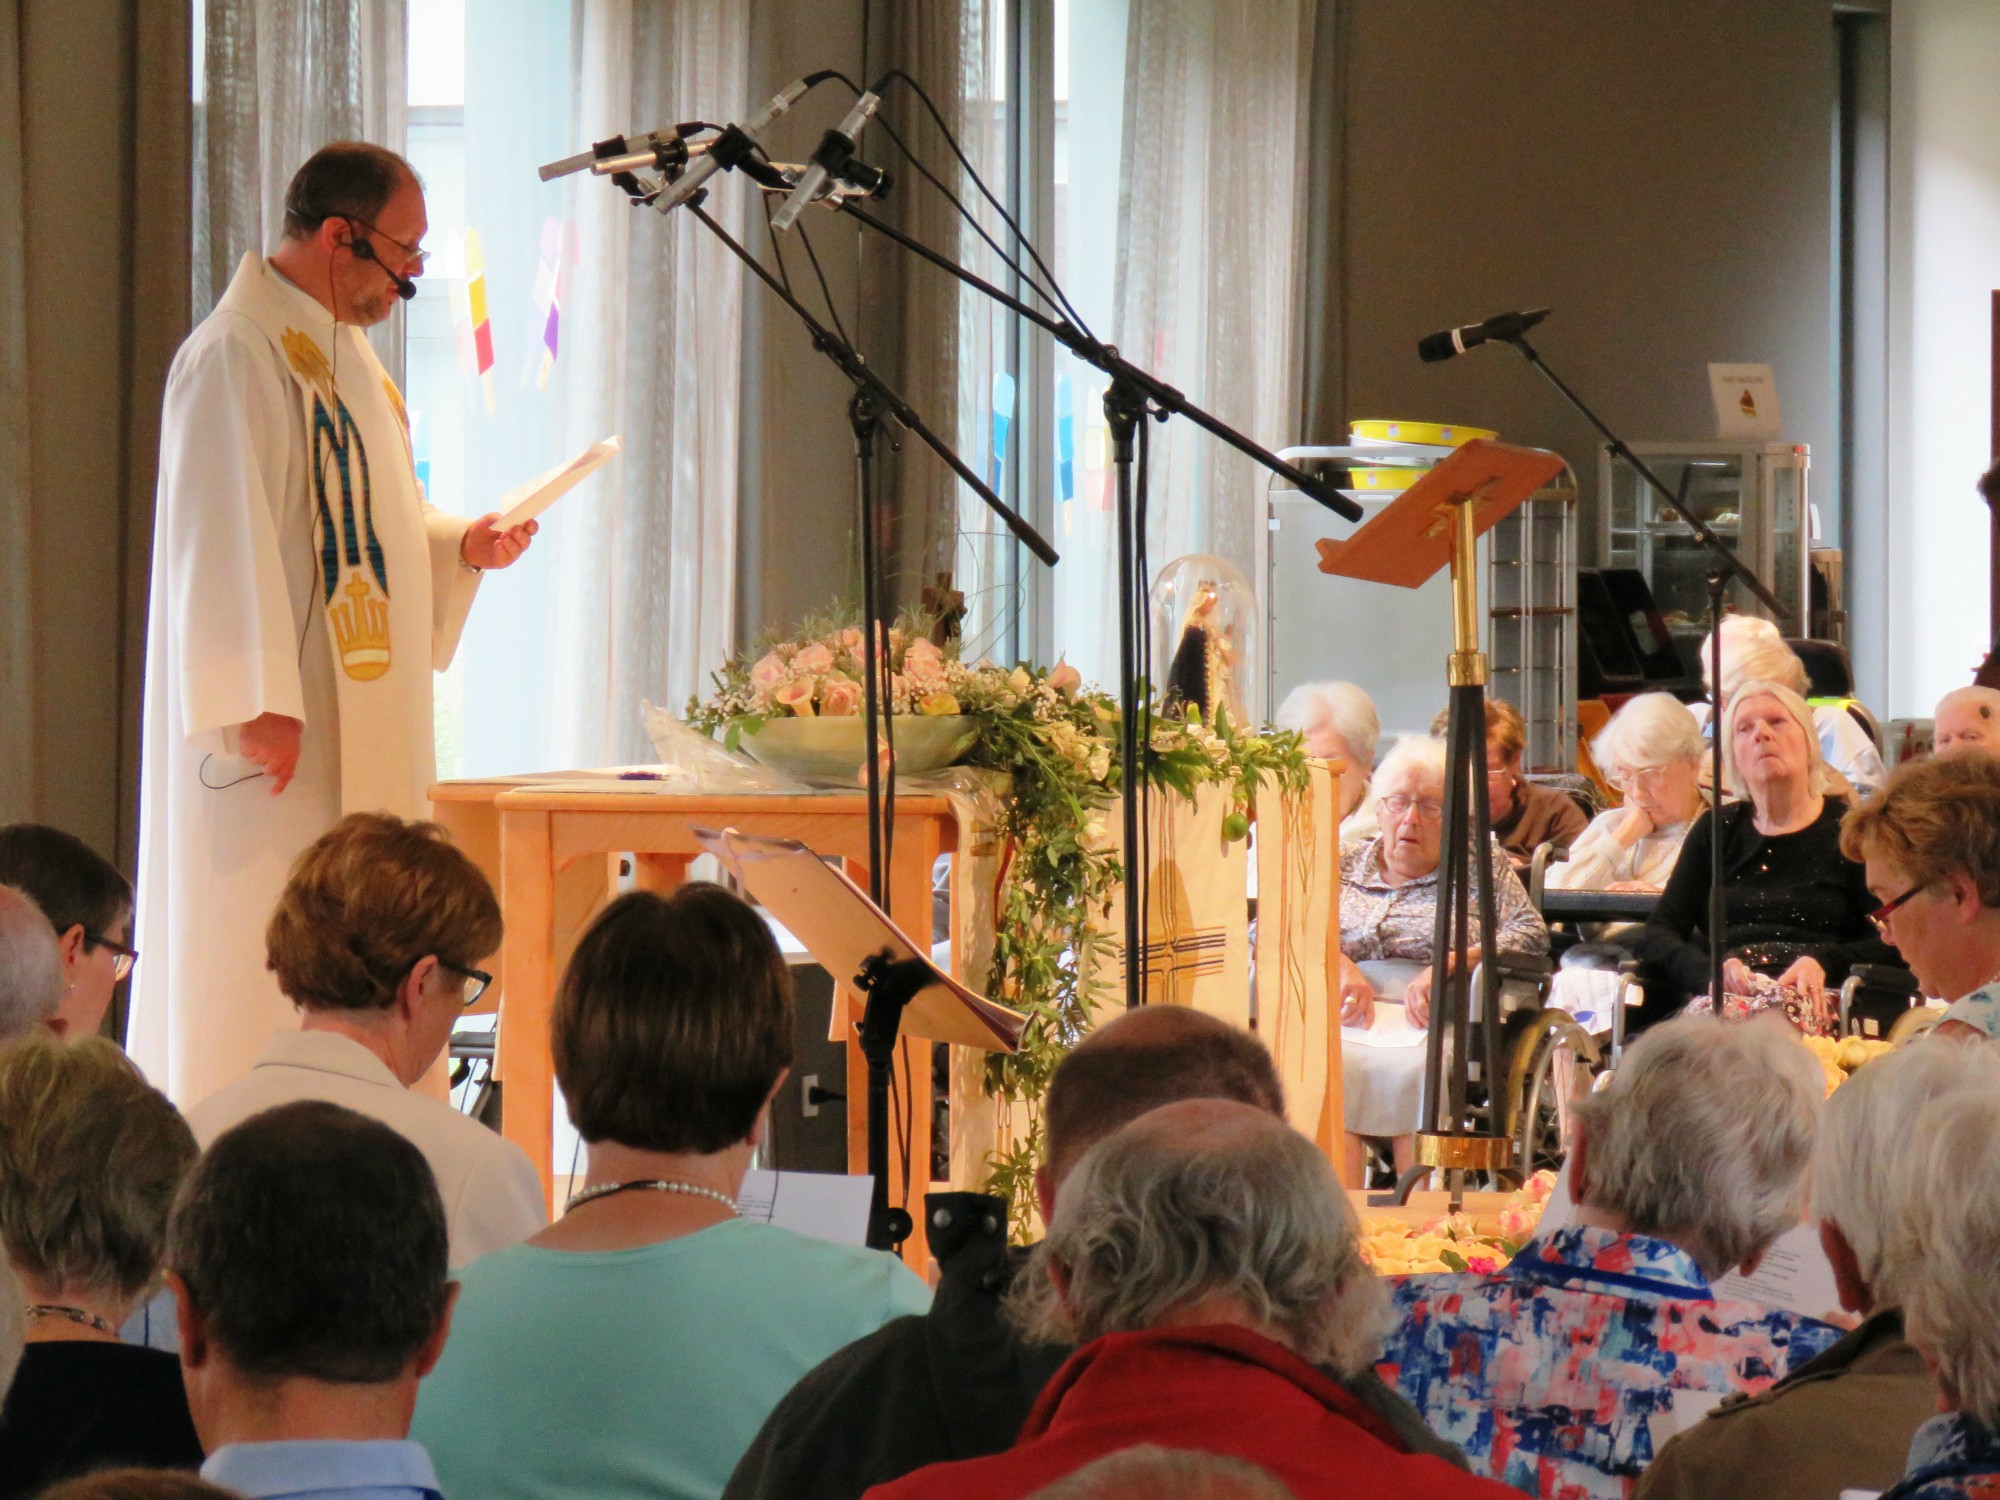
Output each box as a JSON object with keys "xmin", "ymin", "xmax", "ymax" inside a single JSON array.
[
  {"xmin": 1636, "ymin": 680, "xmax": 1897, "ymax": 1031},
  {"xmin": 1335, "ymin": 737, "xmax": 1547, "ymax": 1182},
  {"xmin": 1379, "ymin": 1014, "xmax": 1844, "ymax": 1500},
  {"xmin": 1866, "ymin": 1085, "xmax": 2000, "ymax": 1498},
  {"xmin": 1697, "ymin": 614, "xmax": 1886, "ymax": 799},
  {"xmin": 1276, "ymin": 680, "xmax": 1381, "ymax": 835},
  {"xmin": 868, "ymin": 1099, "xmax": 1517, "ymax": 1500},
  {"xmin": 1546, "ymin": 693, "xmax": 1707, "ymax": 893},
  {"xmin": 1637, "ymin": 1036, "xmax": 2000, "ymax": 1500}
]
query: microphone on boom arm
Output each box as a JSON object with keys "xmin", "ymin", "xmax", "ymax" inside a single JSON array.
[
  {"xmin": 770, "ymin": 85, "xmax": 885, "ymax": 232},
  {"xmin": 1417, "ymin": 307, "xmax": 1551, "ymax": 363}
]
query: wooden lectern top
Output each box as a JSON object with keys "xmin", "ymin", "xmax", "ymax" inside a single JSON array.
[
  {"xmin": 1315, "ymin": 438, "xmax": 1568, "ymax": 590},
  {"xmin": 697, "ymin": 827, "xmax": 1026, "ymax": 1054}
]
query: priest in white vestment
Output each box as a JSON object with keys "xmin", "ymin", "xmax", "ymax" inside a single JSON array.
[{"xmin": 134, "ymin": 143, "xmax": 535, "ymax": 1106}]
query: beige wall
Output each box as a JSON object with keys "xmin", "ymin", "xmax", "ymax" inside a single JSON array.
[
  {"xmin": 1316, "ymin": 0, "xmax": 1836, "ymax": 550},
  {"xmin": 8, "ymin": 1, "xmax": 188, "ymax": 867}
]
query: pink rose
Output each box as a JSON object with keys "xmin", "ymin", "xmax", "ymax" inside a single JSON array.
[
  {"xmin": 749, "ymin": 652, "xmax": 787, "ymax": 692},
  {"xmin": 773, "ymin": 679, "xmax": 817, "ymax": 717},
  {"xmin": 1048, "ymin": 659, "xmax": 1082, "ymax": 695},
  {"xmin": 1465, "ymin": 1254, "xmax": 1502, "ymax": 1276},
  {"xmin": 793, "ymin": 642, "xmax": 835, "ymax": 674},
  {"xmin": 838, "ymin": 628, "xmax": 863, "ymax": 652},
  {"xmin": 819, "ymin": 676, "xmax": 863, "ymax": 716}
]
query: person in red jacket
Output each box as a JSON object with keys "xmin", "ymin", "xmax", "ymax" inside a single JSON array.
[{"xmin": 863, "ymin": 1099, "xmax": 1517, "ymax": 1500}]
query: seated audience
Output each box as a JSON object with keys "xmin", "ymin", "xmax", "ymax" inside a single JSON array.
[
  {"xmin": 1276, "ymin": 680, "xmax": 1381, "ymax": 834},
  {"xmin": 1637, "ymin": 681, "xmax": 1896, "ymax": 1030},
  {"xmin": 724, "ymin": 1005, "xmax": 1461, "ymax": 1500},
  {"xmin": 1378, "ymin": 1014, "xmax": 1843, "ymax": 1499},
  {"xmin": 187, "ymin": 812, "xmax": 544, "ymax": 1266},
  {"xmin": 40, "ymin": 1475, "xmax": 239, "ymax": 1500},
  {"xmin": 412, "ymin": 883, "xmax": 933, "ymax": 1500},
  {"xmin": 1337, "ymin": 736, "xmax": 1547, "ymax": 1180},
  {"xmin": 1547, "ymin": 694, "xmax": 1706, "ymax": 893},
  {"xmin": 0, "ymin": 884, "xmax": 62, "ymax": 1043},
  {"xmin": 1637, "ymin": 1035, "xmax": 2000, "ymax": 1500},
  {"xmin": 167, "ymin": 1100, "xmax": 457, "ymax": 1499},
  {"xmin": 866, "ymin": 1099, "xmax": 1516, "ymax": 1500},
  {"xmin": 0, "ymin": 1036, "xmax": 201, "ymax": 1495},
  {"xmin": 1026, "ymin": 1446, "xmax": 1294, "ymax": 1500},
  {"xmin": 1932, "ymin": 685, "xmax": 2000, "ymax": 757},
  {"xmin": 1844, "ymin": 752, "xmax": 2000, "ymax": 1042},
  {"xmin": 1430, "ymin": 698, "xmax": 1588, "ymax": 862},
  {"xmin": 1694, "ymin": 615, "xmax": 1886, "ymax": 798},
  {"xmin": 1870, "ymin": 1086, "xmax": 2000, "ymax": 1498},
  {"xmin": 0, "ymin": 824, "xmax": 136, "ymax": 1040}
]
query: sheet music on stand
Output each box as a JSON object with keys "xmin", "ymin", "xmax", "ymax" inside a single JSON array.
[{"xmin": 694, "ymin": 827, "xmax": 1026, "ymax": 1052}]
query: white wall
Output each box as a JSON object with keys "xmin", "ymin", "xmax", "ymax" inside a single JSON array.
[{"xmin": 1885, "ymin": 0, "xmax": 2000, "ymax": 718}]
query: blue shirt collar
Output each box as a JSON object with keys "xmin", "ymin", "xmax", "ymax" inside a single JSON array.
[
  {"xmin": 1905, "ymin": 1411, "xmax": 2000, "ymax": 1479},
  {"xmin": 1508, "ymin": 1223, "xmax": 1714, "ymax": 1302},
  {"xmin": 202, "ymin": 1439, "xmax": 442, "ymax": 1499}
]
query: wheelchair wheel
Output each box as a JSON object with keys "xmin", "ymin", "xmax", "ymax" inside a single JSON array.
[{"xmin": 1505, "ymin": 1008, "xmax": 1603, "ymax": 1179}]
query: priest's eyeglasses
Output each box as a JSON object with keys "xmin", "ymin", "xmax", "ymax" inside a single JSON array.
[
  {"xmin": 440, "ymin": 960, "xmax": 493, "ymax": 1008},
  {"xmin": 341, "ymin": 215, "xmax": 430, "ymax": 270},
  {"xmin": 85, "ymin": 933, "xmax": 137, "ymax": 983}
]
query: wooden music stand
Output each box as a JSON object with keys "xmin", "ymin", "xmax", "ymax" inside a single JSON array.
[
  {"xmin": 697, "ymin": 827, "xmax": 1024, "ymax": 1253},
  {"xmin": 1317, "ymin": 439, "xmax": 1567, "ymax": 1200}
]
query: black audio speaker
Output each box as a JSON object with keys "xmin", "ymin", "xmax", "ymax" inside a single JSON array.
[{"xmin": 765, "ymin": 959, "xmax": 850, "ymax": 1173}]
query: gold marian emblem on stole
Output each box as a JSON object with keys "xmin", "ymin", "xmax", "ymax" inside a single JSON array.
[{"xmin": 285, "ymin": 325, "xmax": 395, "ymax": 683}]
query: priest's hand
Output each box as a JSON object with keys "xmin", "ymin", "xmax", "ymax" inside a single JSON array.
[
  {"xmin": 238, "ymin": 712, "xmax": 302, "ymax": 794},
  {"xmin": 460, "ymin": 514, "xmax": 538, "ymax": 571}
]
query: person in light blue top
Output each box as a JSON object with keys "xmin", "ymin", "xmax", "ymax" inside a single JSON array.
[
  {"xmin": 412, "ymin": 883, "xmax": 932, "ymax": 1500},
  {"xmin": 1840, "ymin": 750, "xmax": 2000, "ymax": 1041},
  {"xmin": 164, "ymin": 1101, "xmax": 460, "ymax": 1500}
]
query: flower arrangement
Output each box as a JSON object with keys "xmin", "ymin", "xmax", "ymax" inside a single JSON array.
[
  {"xmin": 1356, "ymin": 1170, "xmax": 1560, "ymax": 1276},
  {"xmin": 689, "ymin": 614, "xmax": 1309, "ymax": 1234}
]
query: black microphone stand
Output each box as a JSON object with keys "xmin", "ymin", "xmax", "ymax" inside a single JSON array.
[
  {"xmin": 672, "ymin": 196, "xmax": 1053, "ymax": 1254},
  {"xmin": 830, "ymin": 198, "xmax": 1363, "ymax": 1012},
  {"xmin": 1497, "ymin": 333, "xmax": 1795, "ymax": 1013}
]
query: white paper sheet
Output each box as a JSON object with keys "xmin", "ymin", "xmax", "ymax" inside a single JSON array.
[
  {"xmin": 1712, "ymin": 1221, "xmax": 1846, "ymax": 1323},
  {"xmin": 1341, "ymin": 1000, "xmax": 1429, "ymax": 1050},
  {"xmin": 736, "ymin": 1169, "xmax": 873, "ymax": 1247},
  {"xmin": 495, "ymin": 436, "xmax": 620, "ymax": 529},
  {"xmin": 1648, "ymin": 1386, "xmax": 1734, "ymax": 1451}
]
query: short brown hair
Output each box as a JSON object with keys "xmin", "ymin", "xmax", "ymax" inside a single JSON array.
[
  {"xmin": 1842, "ymin": 752, "xmax": 2000, "ymax": 909},
  {"xmin": 1044, "ymin": 1007, "xmax": 1285, "ymax": 1183},
  {"xmin": 0, "ymin": 1034, "xmax": 197, "ymax": 1301},
  {"xmin": 266, "ymin": 813, "xmax": 501, "ymax": 1013},
  {"xmin": 283, "ymin": 141, "xmax": 417, "ymax": 238},
  {"xmin": 1430, "ymin": 697, "xmax": 1526, "ymax": 760},
  {"xmin": 39, "ymin": 1472, "xmax": 240, "ymax": 1500},
  {"xmin": 553, "ymin": 885, "xmax": 794, "ymax": 1152}
]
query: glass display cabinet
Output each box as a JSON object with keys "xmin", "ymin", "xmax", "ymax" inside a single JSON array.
[{"xmin": 1598, "ymin": 442, "xmax": 1812, "ymax": 637}]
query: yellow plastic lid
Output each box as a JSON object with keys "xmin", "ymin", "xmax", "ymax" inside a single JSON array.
[{"xmin": 1350, "ymin": 419, "xmax": 1498, "ymax": 448}]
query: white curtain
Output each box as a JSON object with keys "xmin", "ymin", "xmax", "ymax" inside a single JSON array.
[
  {"xmin": 547, "ymin": 0, "xmax": 746, "ymax": 765},
  {"xmin": 1113, "ymin": 0, "xmax": 1315, "ymax": 685},
  {"xmin": 0, "ymin": 0, "xmax": 28, "ymax": 819},
  {"xmin": 197, "ymin": 0, "xmax": 408, "ymax": 374}
]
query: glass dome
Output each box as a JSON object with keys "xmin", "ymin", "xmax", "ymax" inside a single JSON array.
[{"xmin": 1149, "ymin": 553, "xmax": 1261, "ymax": 727}]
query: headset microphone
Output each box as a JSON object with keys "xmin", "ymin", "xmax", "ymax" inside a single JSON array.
[{"xmin": 348, "ymin": 237, "xmax": 418, "ymax": 301}]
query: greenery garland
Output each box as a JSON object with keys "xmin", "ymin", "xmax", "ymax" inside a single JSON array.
[{"xmin": 689, "ymin": 620, "xmax": 1307, "ymax": 1234}]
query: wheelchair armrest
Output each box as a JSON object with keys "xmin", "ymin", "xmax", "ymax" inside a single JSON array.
[
  {"xmin": 1848, "ymin": 963, "xmax": 1921, "ymax": 995},
  {"xmin": 1495, "ymin": 953, "xmax": 1554, "ymax": 983},
  {"xmin": 1528, "ymin": 842, "xmax": 1571, "ymax": 908}
]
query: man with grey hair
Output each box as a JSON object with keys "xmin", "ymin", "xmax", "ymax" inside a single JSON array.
[
  {"xmin": 1636, "ymin": 1036, "xmax": 2000, "ymax": 1500},
  {"xmin": 728, "ymin": 1006, "xmax": 1462, "ymax": 1500},
  {"xmin": 867, "ymin": 1100, "xmax": 1516, "ymax": 1500},
  {"xmin": 1380, "ymin": 1015, "xmax": 1846, "ymax": 1500},
  {"xmin": 0, "ymin": 885, "xmax": 63, "ymax": 1042}
]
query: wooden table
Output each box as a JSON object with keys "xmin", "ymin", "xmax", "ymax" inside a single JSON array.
[{"xmin": 430, "ymin": 778, "xmax": 958, "ymax": 1268}]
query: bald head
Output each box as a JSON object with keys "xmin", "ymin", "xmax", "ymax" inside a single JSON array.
[
  {"xmin": 1935, "ymin": 687, "xmax": 2000, "ymax": 757},
  {"xmin": 0, "ymin": 885, "xmax": 63, "ymax": 1042},
  {"xmin": 1043, "ymin": 1007, "xmax": 1284, "ymax": 1186}
]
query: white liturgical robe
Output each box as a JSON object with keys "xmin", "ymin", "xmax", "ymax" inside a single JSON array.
[{"xmin": 134, "ymin": 254, "xmax": 480, "ymax": 1107}]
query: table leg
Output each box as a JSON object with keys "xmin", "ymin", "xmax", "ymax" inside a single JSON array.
[{"xmin": 500, "ymin": 811, "xmax": 557, "ymax": 1211}]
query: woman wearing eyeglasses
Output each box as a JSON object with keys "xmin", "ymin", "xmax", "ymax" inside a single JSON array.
[
  {"xmin": 1636, "ymin": 681, "xmax": 1898, "ymax": 1034},
  {"xmin": 0, "ymin": 824, "xmax": 139, "ymax": 1041},
  {"xmin": 1336, "ymin": 737, "xmax": 1548, "ymax": 1184},
  {"xmin": 185, "ymin": 812, "xmax": 545, "ymax": 1267},
  {"xmin": 1840, "ymin": 751, "xmax": 2000, "ymax": 1043},
  {"xmin": 1546, "ymin": 695, "xmax": 1708, "ymax": 896}
]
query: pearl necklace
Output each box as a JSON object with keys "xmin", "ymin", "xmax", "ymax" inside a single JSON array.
[
  {"xmin": 25, "ymin": 1303, "xmax": 118, "ymax": 1335},
  {"xmin": 563, "ymin": 1178, "xmax": 740, "ymax": 1216}
]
